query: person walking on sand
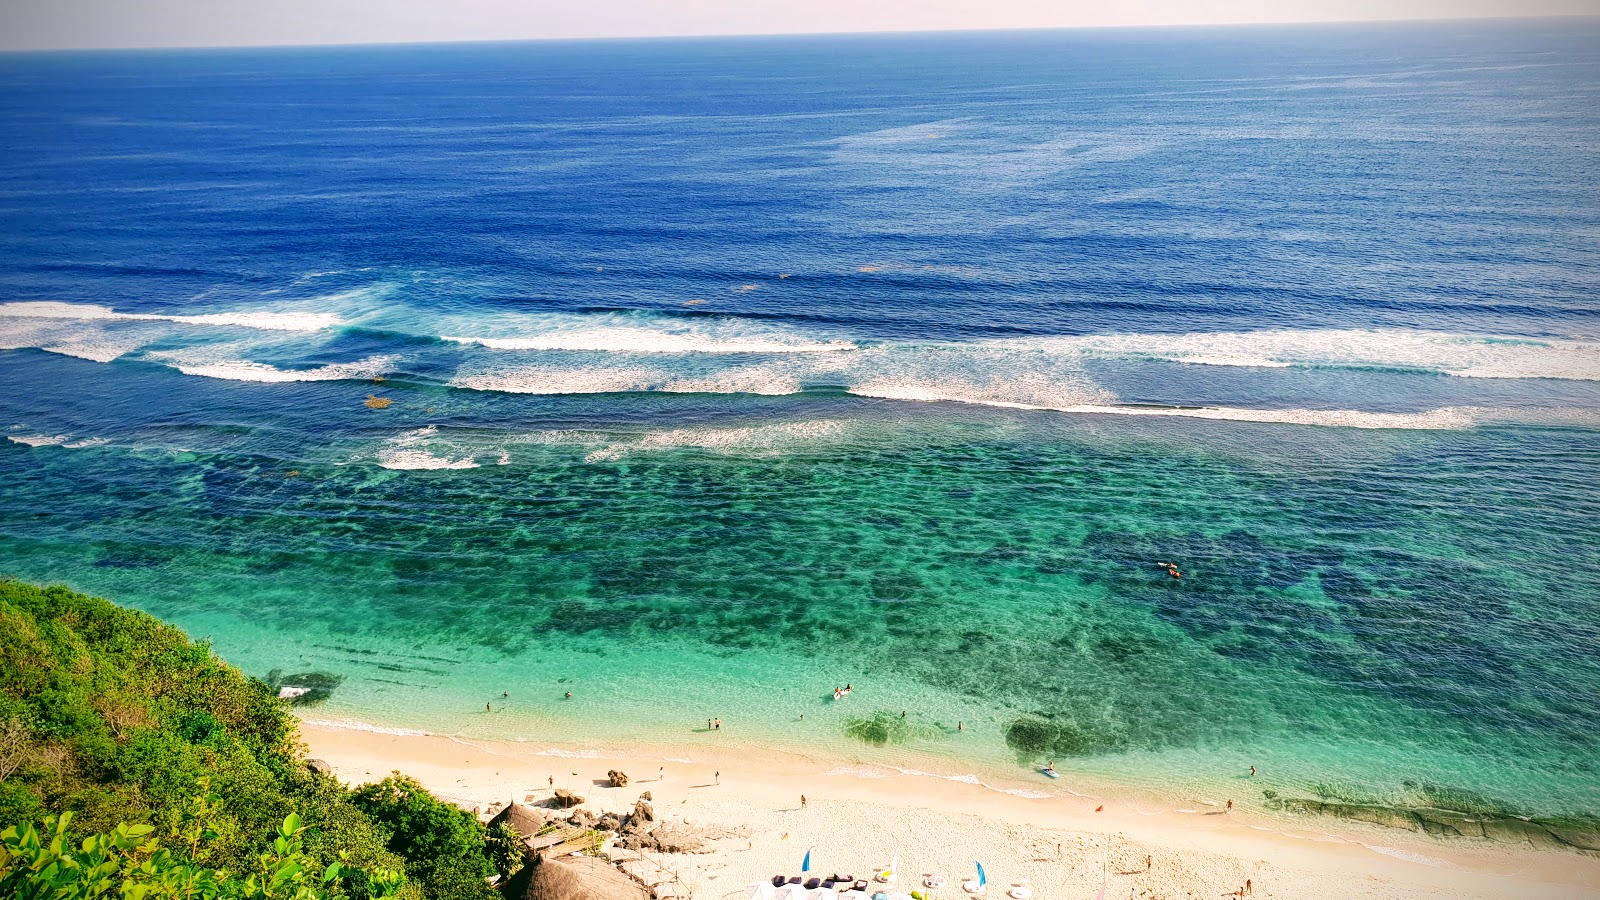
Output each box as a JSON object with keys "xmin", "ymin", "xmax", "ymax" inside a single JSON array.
[
  {"xmin": 1226, "ymin": 799, "xmax": 1233, "ymax": 813},
  {"xmin": 659, "ymin": 766, "xmax": 665, "ymax": 781},
  {"xmin": 715, "ymin": 770, "xmax": 721, "ymax": 784},
  {"xmin": 1145, "ymin": 854, "xmax": 1151, "ymax": 872},
  {"xmin": 1245, "ymin": 879, "xmax": 1252, "ymax": 894},
  {"xmin": 800, "ymin": 795, "xmax": 807, "ymax": 810},
  {"xmin": 548, "ymin": 776, "xmax": 554, "ymax": 789}
]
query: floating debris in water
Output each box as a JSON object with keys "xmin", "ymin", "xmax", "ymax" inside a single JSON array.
[{"xmin": 364, "ymin": 395, "xmax": 392, "ymax": 409}]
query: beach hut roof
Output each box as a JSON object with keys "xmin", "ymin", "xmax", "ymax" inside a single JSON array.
[{"xmin": 487, "ymin": 801, "xmax": 547, "ymax": 838}]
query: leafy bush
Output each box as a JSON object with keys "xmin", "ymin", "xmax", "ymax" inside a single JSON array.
[
  {"xmin": 0, "ymin": 580, "xmax": 494, "ymax": 900},
  {"xmin": 352, "ymin": 775, "xmax": 497, "ymax": 900}
]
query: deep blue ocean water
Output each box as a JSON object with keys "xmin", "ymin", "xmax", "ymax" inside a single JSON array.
[{"xmin": 2, "ymin": 20, "xmax": 1599, "ymax": 816}]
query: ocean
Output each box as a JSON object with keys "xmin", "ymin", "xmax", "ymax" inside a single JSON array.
[{"xmin": 2, "ymin": 19, "xmax": 1598, "ymax": 818}]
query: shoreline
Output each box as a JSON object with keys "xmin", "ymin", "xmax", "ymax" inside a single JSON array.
[{"xmin": 298, "ymin": 717, "xmax": 1600, "ymax": 900}]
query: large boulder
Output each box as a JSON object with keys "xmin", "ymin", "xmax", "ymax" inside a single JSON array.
[
  {"xmin": 607, "ymin": 769, "xmax": 629, "ymax": 788},
  {"xmin": 306, "ymin": 759, "xmax": 334, "ymax": 777},
  {"xmin": 552, "ymin": 788, "xmax": 584, "ymax": 809}
]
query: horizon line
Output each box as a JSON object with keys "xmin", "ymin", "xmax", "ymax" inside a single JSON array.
[{"xmin": 2, "ymin": 11, "xmax": 1595, "ymax": 55}]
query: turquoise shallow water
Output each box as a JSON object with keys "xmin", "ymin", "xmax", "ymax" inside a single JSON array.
[
  {"xmin": 3, "ymin": 360, "xmax": 1598, "ymax": 815},
  {"xmin": 2, "ymin": 21, "xmax": 1599, "ymax": 820}
]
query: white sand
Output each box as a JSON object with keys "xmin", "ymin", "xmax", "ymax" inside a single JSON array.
[{"xmin": 299, "ymin": 721, "xmax": 1600, "ymax": 900}]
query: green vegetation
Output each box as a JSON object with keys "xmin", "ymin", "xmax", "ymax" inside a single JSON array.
[
  {"xmin": 0, "ymin": 580, "xmax": 502, "ymax": 899},
  {"xmin": 351, "ymin": 777, "xmax": 497, "ymax": 900}
]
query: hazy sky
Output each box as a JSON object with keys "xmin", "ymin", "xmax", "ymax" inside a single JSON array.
[{"xmin": 1, "ymin": 0, "xmax": 1595, "ymax": 51}]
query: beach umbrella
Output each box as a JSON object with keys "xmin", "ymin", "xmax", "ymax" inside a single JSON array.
[
  {"xmin": 803, "ymin": 846, "xmax": 814, "ymax": 873},
  {"xmin": 962, "ymin": 861, "xmax": 987, "ymax": 895}
]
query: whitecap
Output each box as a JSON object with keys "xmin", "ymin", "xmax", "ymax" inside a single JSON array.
[
  {"xmin": 0, "ymin": 300, "xmax": 342, "ymax": 332},
  {"xmin": 374, "ymin": 426, "xmax": 484, "ymax": 471},
  {"xmin": 1061, "ymin": 404, "xmax": 1475, "ymax": 430},
  {"xmin": 443, "ymin": 328, "xmax": 853, "ymax": 354},
  {"xmin": 145, "ymin": 345, "xmax": 395, "ymax": 383},
  {"xmin": 8, "ymin": 433, "xmax": 68, "ymax": 447}
]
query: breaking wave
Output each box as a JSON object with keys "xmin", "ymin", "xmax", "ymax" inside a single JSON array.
[
  {"xmin": 145, "ymin": 345, "xmax": 396, "ymax": 383},
  {"xmin": 0, "ymin": 301, "xmax": 343, "ymax": 332}
]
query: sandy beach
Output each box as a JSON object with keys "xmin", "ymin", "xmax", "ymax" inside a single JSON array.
[{"xmin": 299, "ymin": 720, "xmax": 1600, "ymax": 900}]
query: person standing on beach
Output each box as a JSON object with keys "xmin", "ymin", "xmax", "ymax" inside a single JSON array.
[
  {"xmin": 800, "ymin": 795, "xmax": 807, "ymax": 810},
  {"xmin": 659, "ymin": 766, "xmax": 665, "ymax": 781},
  {"xmin": 714, "ymin": 718, "xmax": 721, "ymax": 729},
  {"xmin": 715, "ymin": 770, "xmax": 720, "ymax": 784},
  {"xmin": 1226, "ymin": 799, "xmax": 1233, "ymax": 813},
  {"xmin": 1145, "ymin": 855, "xmax": 1151, "ymax": 872}
]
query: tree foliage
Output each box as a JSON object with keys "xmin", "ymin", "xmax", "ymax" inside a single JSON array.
[
  {"xmin": 0, "ymin": 580, "xmax": 500, "ymax": 900},
  {"xmin": 351, "ymin": 776, "xmax": 497, "ymax": 900}
]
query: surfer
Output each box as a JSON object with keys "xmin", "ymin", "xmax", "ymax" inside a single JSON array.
[{"xmin": 1157, "ymin": 561, "xmax": 1182, "ymax": 579}]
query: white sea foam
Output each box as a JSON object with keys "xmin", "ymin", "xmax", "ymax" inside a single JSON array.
[
  {"xmin": 992, "ymin": 787, "xmax": 1053, "ymax": 799},
  {"xmin": 825, "ymin": 765, "xmax": 893, "ymax": 779},
  {"xmin": 298, "ymin": 718, "xmax": 432, "ymax": 737},
  {"xmin": 8, "ymin": 433, "xmax": 69, "ymax": 447},
  {"xmin": 1062, "ymin": 404, "xmax": 1475, "ymax": 430},
  {"xmin": 145, "ymin": 345, "xmax": 395, "ymax": 383},
  {"xmin": 533, "ymin": 747, "xmax": 602, "ymax": 759},
  {"xmin": 377, "ymin": 450, "xmax": 481, "ymax": 471},
  {"xmin": 374, "ymin": 426, "xmax": 484, "ymax": 471},
  {"xmin": 582, "ymin": 420, "xmax": 850, "ymax": 462},
  {"xmin": 1361, "ymin": 845, "xmax": 1454, "ymax": 868},
  {"xmin": 1043, "ymin": 329, "xmax": 1600, "ymax": 381},
  {"xmin": 444, "ymin": 328, "xmax": 854, "ymax": 354},
  {"xmin": 0, "ymin": 301, "xmax": 342, "ymax": 332}
]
